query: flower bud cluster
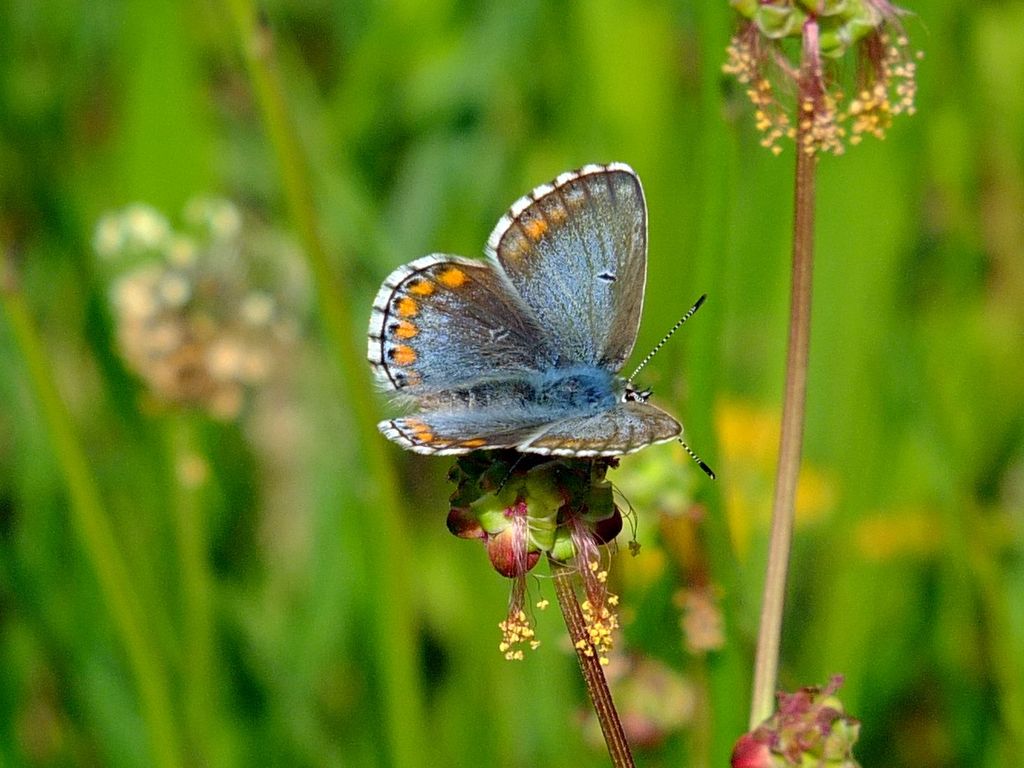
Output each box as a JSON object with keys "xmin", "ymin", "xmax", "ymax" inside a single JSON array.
[
  {"xmin": 94, "ymin": 199, "xmax": 304, "ymax": 419},
  {"xmin": 723, "ymin": 0, "xmax": 920, "ymax": 156},
  {"xmin": 447, "ymin": 451, "xmax": 625, "ymax": 659},
  {"xmin": 731, "ymin": 676, "xmax": 861, "ymax": 767}
]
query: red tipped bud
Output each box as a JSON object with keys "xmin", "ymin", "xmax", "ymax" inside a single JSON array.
[{"xmin": 731, "ymin": 676, "xmax": 861, "ymax": 767}]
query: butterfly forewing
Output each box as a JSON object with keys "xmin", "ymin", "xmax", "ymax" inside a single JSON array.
[
  {"xmin": 368, "ymin": 254, "xmax": 555, "ymax": 394},
  {"xmin": 486, "ymin": 163, "xmax": 647, "ymax": 373}
]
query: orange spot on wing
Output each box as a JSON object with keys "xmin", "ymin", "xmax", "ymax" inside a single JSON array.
[
  {"xmin": 437, "ymin": 267, "xmax": 467, "ymax": 288},
  {"xmin": 395, "ymin": 297, "xmax": 418, "ymax": 317},
  {"xmin": 392, "ymin": 320, "xmax": 419, "ymax": 339},
  {"xmin": 390, "ymin": 344, "xmax": 417, "ymax": 365},
  {"xmin": 547, "ymin": 205, "xmax": 567, "ymax": 224},
  {"xmin": 412, "ymin": 426, "xmax": 435, "ymax": 443},
  {"xmin": 407, "ymin": 279, "xmax": 435, "ymax": 296},
  {"xmin": 523, "ymin": 216, "xmax": 548, "ymax": 240},
  {"xmin": 460, "ymin": 438, "xmax": 487, "ymax": 448}
]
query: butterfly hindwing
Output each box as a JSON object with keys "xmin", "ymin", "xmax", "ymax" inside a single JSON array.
[
  {"xmin": 379, "ymin": 410, "xmax": 551, "ymax": 455},
  {"xmin": 520, "ymin": 401, "xmax": 681, "ymax": 457},
  {"xmin": 379, "ymin": 400, "xmax": 680, "ymax": 457}
]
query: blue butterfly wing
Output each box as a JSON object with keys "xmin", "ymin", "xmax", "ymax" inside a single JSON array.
[
  {"xmin": 368, "ymin": 255, "xmax": 556, "ymax": 394},
  {"xmin": 520, "ymin": 401, "xmax": 681, "ymax": 457},
  {"xmin": 369, "ymin": 164, "xmax": 677, "ymax": 458},
  {"xmin": 380, "ymin": 400, "xmax": 679, "ymax": 457},
  {"xmin": 379, "ymin": 409, "xmax": 552, "ymax": 455},
  {"xmin": 486, "ymin": 163, "xmax": 647, "ymax": 373}
]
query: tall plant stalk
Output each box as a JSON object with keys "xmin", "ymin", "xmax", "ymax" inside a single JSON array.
[
  {"xmin": 165, "ymin": 414, "xmax": 217, "ymax": 761},
  {"xmin": 748, "ymin": 19, "xmax": 820, "ymax": 729}
]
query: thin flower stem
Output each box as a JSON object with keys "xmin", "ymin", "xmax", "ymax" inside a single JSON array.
[
  {"xmin": 165, "ymin": 414, "xmax": 216, "ymax": 761},
  {"xmin": 218, "ymin": 5, "xmax": 428, "ymax": 766},
  {"xmin": 548, "ymin": 555, "xmax": 636, "ymax": 768},
  {"xmin": 749, "ymin": 20, "xmax": 819, "ymax": 730},
  {"xmin": 0, "ymin": 273, "xmax": 180, "ymax": 768}
]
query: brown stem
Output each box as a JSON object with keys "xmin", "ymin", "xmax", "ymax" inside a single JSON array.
[
  {"xmin": 548, "ymin": 555, "xmax": 635, "ymax": 768},
  {"xmin": 749, "ymin": 19, "xmax": 820, "ymax": 729}
]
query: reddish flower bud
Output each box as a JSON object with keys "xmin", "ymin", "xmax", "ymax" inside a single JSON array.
[
  {"xmin": 731, "ymin": 676, "xmax": 861, "ymax": 767},
  {"xmin": 731, "ymin": 732, "xmax": 773, "ymax": 768},
  {"xmin": 446, "ymin": 506, "xmax": 485, "ymax": 540}
]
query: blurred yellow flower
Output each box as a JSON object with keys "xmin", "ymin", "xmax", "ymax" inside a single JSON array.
[
  {"xmin": 854, "ymin": 508, "xmax": 944, "ymax": 560},
  {"xmin": 715, "ymin": 399, "xmax": 837, "ymax": 560}
]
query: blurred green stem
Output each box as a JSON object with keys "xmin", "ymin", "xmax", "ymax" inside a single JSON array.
[
  {"xmin": 549, "ymin": 556, "xmax": 635, "ymax": 768},
  {"xmin": 694, "ymin": 4, "xmax": 749, "ymax": 763},
  {"xmin": 219, "ymin": 5, "xmax": 428, "ymax": 767},
  {"xmin": 749, "ymin": 19, "xmax": 819, "ymax": 729},
  {"xmin": 970, "ymin": 534, "xmax": 1024, "ymax": 753},
  {"xmin": 0, "ymin": 272, "xmax": 180, "ymax": 767},
  {"xmin": 165, "ymin": 413, "xmax": 217, "ymax": 761}
]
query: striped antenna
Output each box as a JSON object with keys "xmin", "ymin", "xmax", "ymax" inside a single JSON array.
[
  {"xmin": 625, "ymin": 292, "xmax": 714, "ymax": 479},
  {"xmin": 627, "ymin": 294, "xmax": 708, "ymax": 383},
  {"xmin": 679, "ymin": 439, "xmax": 716, "ymax": 480}
]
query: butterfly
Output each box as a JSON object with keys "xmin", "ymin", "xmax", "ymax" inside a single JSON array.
[{"xmin": 367, "ymin": 162, "xmax": 685, "ymax": 458}]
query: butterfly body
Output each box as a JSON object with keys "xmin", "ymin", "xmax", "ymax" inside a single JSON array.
[{"xmin": 368, "ymin": 163, "xmax": 683, "ymax": 457}]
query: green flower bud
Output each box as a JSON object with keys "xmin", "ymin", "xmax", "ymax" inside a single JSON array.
[
  {"xmin": 724, "ymin": 0, "xmax": 920, "ymax": 155},
  {"xmin": 755, "ymin": 4, "xmax": 806, "ymax": 39}
]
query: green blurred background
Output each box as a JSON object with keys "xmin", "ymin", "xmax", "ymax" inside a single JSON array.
[{"xmin": 1, "ymin": 1, "xmax": 1022, "ymax": 766}]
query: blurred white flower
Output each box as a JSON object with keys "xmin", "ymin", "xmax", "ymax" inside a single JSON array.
[{"xmin": 93, "ymin": 198, "xmax": 306, "ymax": 420}]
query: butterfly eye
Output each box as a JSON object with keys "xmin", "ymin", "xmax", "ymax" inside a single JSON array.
[{"xmin": 623, "ymin": 383, "xmax": 653, "ymax": 403}]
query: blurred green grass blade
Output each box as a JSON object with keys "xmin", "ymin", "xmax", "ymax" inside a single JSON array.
[
  {"xmin": 690, "ymin": 4, "xmax": 751, "ymax": 762},
  {"xmin": 114, "ymin": 0, "xmax": 213, "ymax": 207},
  {"xmin": 0, "ymin": 282, "xmax": 180, "ymax": 768},
  {"xmin": 217, "ymin": 3, "xmax": 429, "ymax": 766}
]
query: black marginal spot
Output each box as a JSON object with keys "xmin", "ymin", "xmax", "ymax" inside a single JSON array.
[{"xmin": 597, "ymin": 271, "xmax": 616, "ymax": 283}]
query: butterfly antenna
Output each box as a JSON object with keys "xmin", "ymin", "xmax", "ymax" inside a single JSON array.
[
  {"xmin": 495, "ymin": 453, "xmax": 528, "ymax": 494},
  {"xmin": 627, "ymin": 293, "xmax": 708, "ymax": 383},
  {"xmin": 679, "ymin": 438, "xmax": 716, "ymax": 480}
]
